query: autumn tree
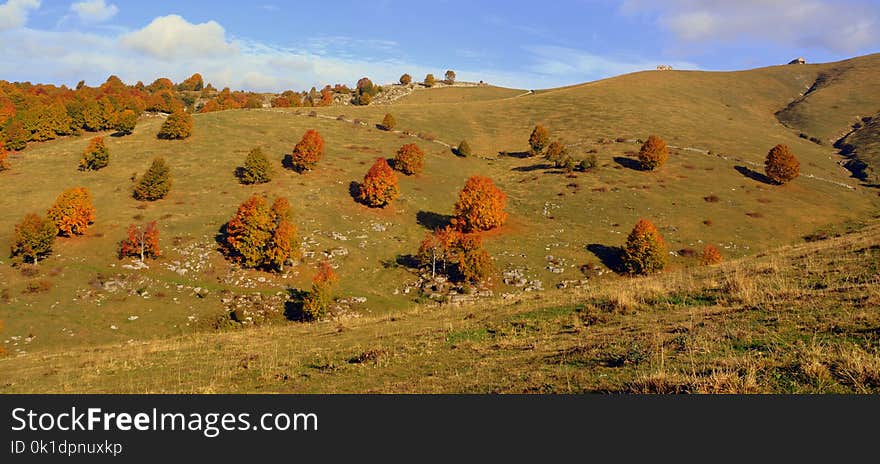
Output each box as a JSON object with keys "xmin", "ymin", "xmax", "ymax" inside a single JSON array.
[
  {"xmin": 417, "ymin": 226, "xmax": 459, "ymax": 278},
  {"xmin": 46, "ymin": 187, "xmax": 95, "ymax": 236},
  {"xmin": 0, "ymin": 142, "xmax": 9, "ymax": 171},
  {"xmin": 456, "ymin": 140, "xmax": 472, "ymax": 157},
  {"xmin": 455, "ymin": 233, "xmax": 494, "ymax": 283},
  {"xmin": 79, "ymin": 136, "xmax": 110, "ymax": 171},
  {"xmin": 700, "ymin": 244, "xmax": 723, "ymax": 265},
  {"xmin": 638, "ymin": 135, "xmax": 669, "ymax": 171},
  {"xmin": 358, "ymin": 158, "xmax": 400, "ymax": 207},
  {"xmin": 157, "ymin": 109, "xmax": 193, "ymax": 140},
  {"xmin": 286, "ymin": 129, "xmax": 325, "ymax": 172},
  {"xmin": 400, "ymin": 74, "xmax": 412, "ymax": 85},
  {"xmin": 118, "ymin": 221, "xmax": 161, "ymax": 262},
  {"xmin": 544, "ymin": 140, "xmax": 568, "ymax": 167},
  {"xmin": 222, "ymin": 195, "xmax": 300, "ymax": 271},
  {"xmin": 424, "ymin": 74, "xmax": 436, "ymax": 87},
  {"xmin": 301, "ymin": 260, "xmax": 338, "ymax": 320},
  {"xmin": 529, "ymin": 124, "xmax": 550, "ymax": 156},
  {"xmin": 381, "ymin": 113, "xmax": 396, "ymax": 131},
  {"xmin": 3, "ymin": 119, "xmax": 29, "ymax": 151},
  {"xmin": 452, "ymin": 176, "xmax": 508, "ymax": 232},
  {"xmin": 621, "ymin": 219, "xmax": 667, "ymax": 275},
  {"xmin": 764, "ymin": 144, "xmax": 800, "ymax": 184},
  {"xmin": 114, "ymin": 109, "xmax": 137, "ymax": 135},
  {"xmin": 393, "ymin": 143, "xmax": 425, "ymax": 175},
  {"xmin": 445, "ymin": 70, "xmax": 456, "ymax": 84},
  {"xmin": 178, "ymin": 73, "xmax": 204, "ymax": 91},
  {"xmin": 134, "ymin": 157, "xmax": 172, "ymax": 201},
  {"xmin": 354, "ymin": 77, "xmax": 380, "ymax": 106},
  {"xmin": 10, "ymin": 213, "xmax": 57, "ymax": 264},
  {"xmin": 237, "ymin": 147, "xmax": 273, "ymax": 184}
]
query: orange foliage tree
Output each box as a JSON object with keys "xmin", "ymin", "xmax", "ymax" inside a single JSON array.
[
  {"xmin": 0, "ymin": 142, "xmax": 9, "ymax": 171},
  {"xmin": 301, "ymin": 260, "xmax": 338, "ymax": 320},
  {"xmin": 393, "ymin": 143, "xmax": 424, "ymax": 175},
  {"xmin": 529, "ymin": 124, "xmax": 550, "ymax": 156},
  {"xmin": 700, "ymin": 244, "xmax": 723, "ymax": 265},
  {"xmin": 118, "ymin": 221, "xmax": 161, "ymax": 262},
  {"xmin": 638, "ymin": 135, "xmax": 669, "ymax": 171},
  {"xmin": 46, "ymin": 187, "xmax": 95, "ymax": 236},
  {"xmin": 417, "ymin": 226, "xmax": 460, "ymax": 278},
  {"xmin": 764, "ymin": 144, "xmax": 800, "ymax": 184},
  {"xmin": 157, "ymin": 109, "xmax": 193, "ymax": 139},
  {"xmin": 400, "ymin": 74, "xmax": 412, "ymax": 85},
  {"xmin": 621, "ymin": 219, "xmax": 667, "ymax": 275},
  {"xmin": 222, "ymin": 195, "xmax": 300, "ymax": 271},
  {"xmin": 358, "ymin": 158, "xmax": 400, "ymax": 207},
  {"xmin": 455, "ymin": 233, "xmax": 494, "ymax": 283},
  {"xmin": 286, "ymin": 129, "xmax": 325, "ymax": 172},
  {"xmin": 452, "ymin": 176, "xmax": 508, "ymax": 232},
  {"xmin": 178, "ymin": 73, "xmax": 204, "ymax": 91},
  {"xmin": 381, "ymin": 113, "xmax": 396, "ymax": 131}
]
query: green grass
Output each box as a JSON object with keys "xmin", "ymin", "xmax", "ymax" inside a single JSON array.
[{"xmin": 0, "ymin": 54, "xmax": 879, "ymax": 392}]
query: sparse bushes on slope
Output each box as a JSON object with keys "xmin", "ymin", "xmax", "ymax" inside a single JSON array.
[
  {"xmin": 237, "ymin": 147, "xmax": 273, "ymax": 184},
  {"xmin": 638, "ymin": 135, "xmax": 668, "ymax": 171},
  {"xmin": 452, "ymin": 176, "xmax": 508, "ymax": 232},
  {"xmin": 222, "ymin": 195, "xmax": 300, "ymax": 272},
  {"xmin": 157, "ymin": 109, "xmax": 193, "ymax": 140},
  {"xmin": 764, "ymin": 144, "xmax": 800, "ymax": 184},
  {"xmin": 118, "ymin": 221, "xmax": 161, "ymax": 262},
  {"xmin": 285, "ymin": 129, "xmax": 325, "ymax": 172},
  {"xmin": 529, "ymin": 124, "xmax": 550, "ymax": 156},
  {"xmin": 10, "ymin": 214, "xmax": 57, "ymax": 264},
  {"xmin": 79, "ymin": 136, "xmax": 109, "ymax": 171},
  {"xmin": 544, "ymin": 140, "xmax": 568, "ymax": 166},
  {"xmin": 134, "ymin": 157, "xmax": 172, "ymax": 201},
  {"xmin": 358, "ymin": 158, "xmax": 399, "ymax": 207},
  {"xmin": 393, "ymin": 143, "xmax": 425, "ymax": 175},
  {"xmin": 46, "ymin": 187, "xmax": 95, "ymax": 236},
  {"xmin": 621, "ymin": 219, "xmax": 667, "ymax": 275},
  {"xmin": 578, "ymin": 154, "xmax": 599, "ymax": 172}
]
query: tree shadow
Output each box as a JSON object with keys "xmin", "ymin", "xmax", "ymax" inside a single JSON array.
[
  {"xmin": 283, "ymin": 288, "xmax": 310, "ymax": 321},
  {"xmin": 395, "ymin": 254, "xmax": 420, "ymax": 269},
  {"xmin": 499, "ymin": 151, "xmax": 532, "ymax": 159},
  {"xmin": 416, "ymin": 211, "xmax": 453, "ymax": 231},
  {"xmin": 734, "ymin": 165, "xmax": 775, "ymax": 185},
  {"xmin": 586, "ymin": 244, "xmax": 624, "ymax": 274},
  {"xmin": 348, "ymin": 181, "xmax": 361, "ymax": 202},
  {"xmin": 613, "ymin": 156, "xmax": 642, "ymax": 171},
  {"xmin": 511, "ymin": 163, "xmax": 553, "ymax": 172}
]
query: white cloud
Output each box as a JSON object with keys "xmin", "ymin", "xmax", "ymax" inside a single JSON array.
[
  {"xmin": 71, "ymin": 0, "xmax": 118, "ymax": 23},
  {"xmin": 621, "ymin": 0, "xmax": 880, "ymax": 53},
  {"xmin": 0, "ymin": 0, "xmax": 40, "ymax": 31},
  {"xmin": 121, "ymin": 15, "xmax": 238, "ymax": 59}
]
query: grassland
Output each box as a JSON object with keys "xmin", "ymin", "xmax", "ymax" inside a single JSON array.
[
  {"xmin": 1, "ymin": 54, "xmax": 878, "ymax": 392},
  {"xmin": 2, "ymin": 220, "xmax": 877, "ymax": 393}
]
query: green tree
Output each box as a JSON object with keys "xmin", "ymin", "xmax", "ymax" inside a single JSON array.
[
  {"xmin": 114, "ymin": 109, "xmax": 137, "ymax": 135},
  {"xmin": 237, "ymin": 147, "xmax": 273, "ymax": 184},
  {"xmin": 157, "ymin": 109, "xmax": 193, "ymax": 140},
  {"xmin": 10, "ymin": 214, "xmax": 57, "ymax": 265},
  {"xmin": 529, "ymin": 125, "xmax": 550, "ymax": 156},
  {"xmin": 134, "ymin": 157, "xmax": 172, "ymax": 201},
  {"xmin": 79, "ymin": 136, "xmax": 110, "ymax": 171}
]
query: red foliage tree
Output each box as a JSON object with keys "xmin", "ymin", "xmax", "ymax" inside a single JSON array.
[
  {"xmin": 764, "ymin": 144, "xmax": 800, "ymax": 184},
  {"xmin": 452, "ymin": 176, "xmax": 508, "ymax": 232},
  {"xmin": 46, "ymin": 187, "xmax": 96, "ymax": 236},
  {"xmin": 358, "ymin": 158, "xmax": 400, "ymax": 207},
  {"xmin": 118, "ymin": 221, "xmax": 161, "ymax": 262},
  {"xmin": 287, "ymin": 129, "xmax": 325, "ymax": 172},
  {"xmin": 393, "ymin": 143, "xmax": 425, "ymax": 175},
  {"xmin": 700, "ymin": 244, "xmax": 723, "ymax": 265},
  {"xmin": 418, "ymin": 226, "xmax": 460, "ymax": 278},
  {"xmin": 621, "ymin": 219, "xmax": 667, "ymax": 275},
  {"xmin": 223, "ymin": 195, "xmax": 300, "ymax": 271}
]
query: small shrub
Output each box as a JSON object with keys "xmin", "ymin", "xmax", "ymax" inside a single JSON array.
[
  {"xmin": 287, "ymin": 129, "xmax": 325, "ymax": 172},
  {"xmin": 704, "ymin": 194, "xmax": 720, "ymax": 203},
  {"xmin": 301, "ymin": 261, "xmax": 338, "ymax": 320},
  {"xmin": 700, "ymin": 244, "xmax": 723, "ymax": 265},
  {"xmin": 134, "ymin": 158, "xmax": 172, "ymax": 201},
  {"xmin": 621, "ymin": 219, "xmax": 667, "ymax": 275},
  {"xmin": 578, "ymin": 154, "xmax": 599, "ymax": 172},
  {"xmin": 23, "ymin": 280, "xmax": 52, "ymax": 294},
  {"xmin": 544, "ymin": 140, "xmax": 568, "ymax": 166},
  {"xmin": 529, "ymin": 125, "xmax": 550, "ymax": 156},
  {"xmin": 456, "ymin": 140, "xmax": 472, "ymax": 157},
  {"xmin": 380, "ymin": 113, "xmax": 396, "ymax": 131}
]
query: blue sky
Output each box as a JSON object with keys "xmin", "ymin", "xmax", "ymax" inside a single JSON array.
[{"xmin": 1, "ymin": 0, "xmax": 879, "ymax": 91}]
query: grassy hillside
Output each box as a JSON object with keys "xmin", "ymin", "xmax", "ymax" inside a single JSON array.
[
  {"xmin": 839, "ymin": 111, "xmax": 880, "ymax": 183},
  {"xmin": 2, "ymin": 220, "xmax": 877, "ymax": 393},
  {"xmin": 1, "ymin": 54, "xmax": 878, "ymax": 392}
]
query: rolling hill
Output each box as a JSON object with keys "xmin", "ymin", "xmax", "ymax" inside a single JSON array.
[{"xmin": 1, "ymin": 53, "xmax": 878, "ymax": 392}]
